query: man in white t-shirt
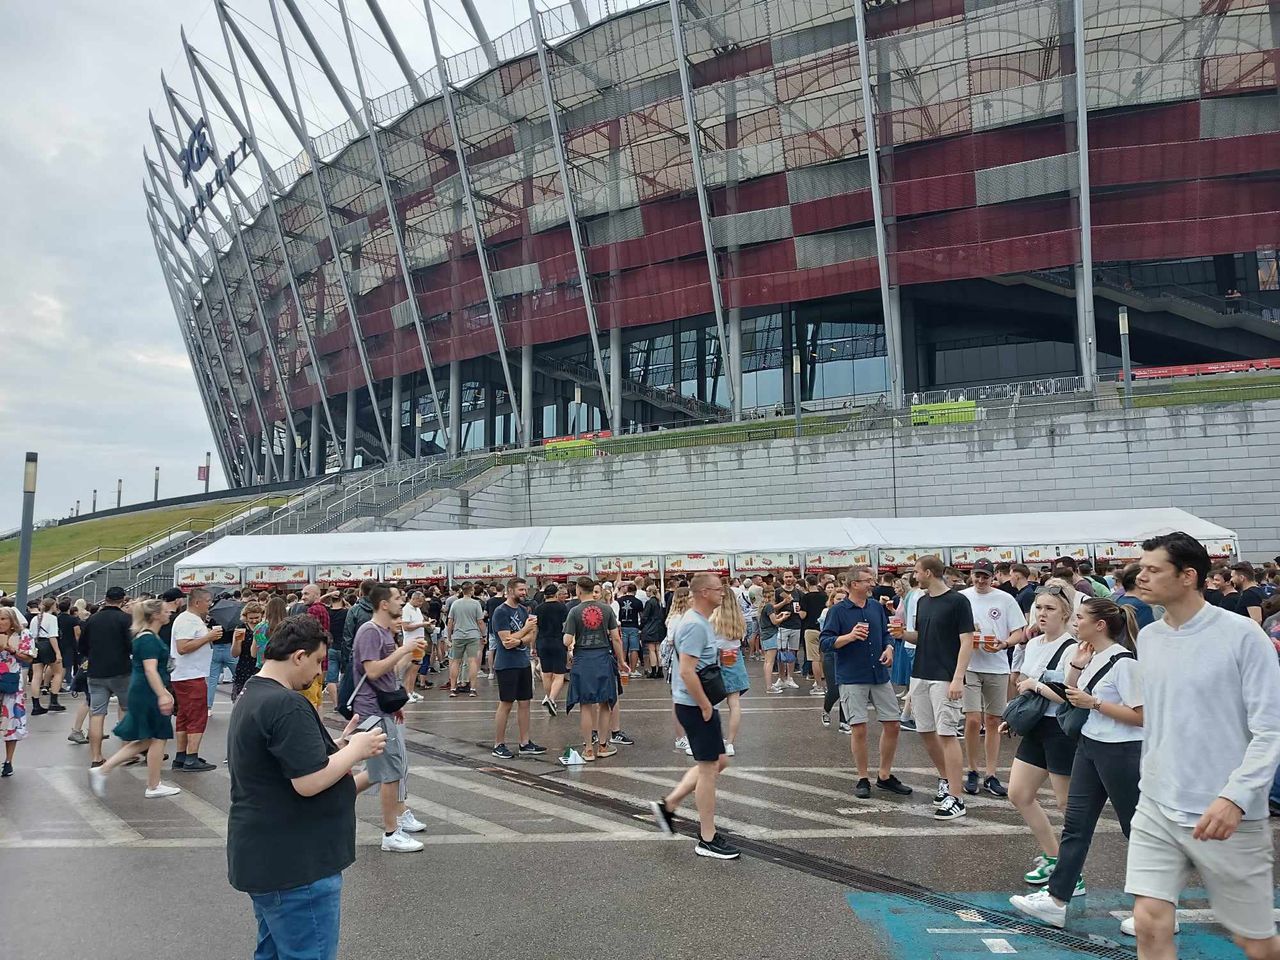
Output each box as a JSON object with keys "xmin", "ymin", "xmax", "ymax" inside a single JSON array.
[
  {"xmin": 960, "ymin": 560, "xmax": 1026, "ymax": 798},
  {"xmin": 401, "ymin": 592, "xmax": 429, "ymax": 701},
  {"xmin": 170, "ymin": 587, "xmax": 221, "ymax": 772}
]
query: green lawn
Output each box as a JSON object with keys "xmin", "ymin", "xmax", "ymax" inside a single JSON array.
[{"xmin": 0, "ymin": 497, "xmax": 280, "ymax": 592}]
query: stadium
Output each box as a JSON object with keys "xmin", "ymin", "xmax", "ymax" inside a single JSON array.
[{"xmin": 148, "ymin": 0, "xmax": 1280, "ymax": 489}]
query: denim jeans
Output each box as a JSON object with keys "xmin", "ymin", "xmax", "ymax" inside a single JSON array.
[
  {"xmin": 208, "ymin": 643, "xmax": 237, "ymax": 709},
  {"xmin": 1270, "ymin": 762, "xmax": 1280, "ymax": 807},
  {"xmin": 250, "ymin": 872, "xmax": 342, "ymax": 960}
]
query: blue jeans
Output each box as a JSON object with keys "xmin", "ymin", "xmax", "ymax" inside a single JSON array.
[
  {"xmin": 1270, "ymin": 763, "xmax": 1280, "ymax": 807},
  {"xmin": 621, "ymin": 627, "xmax": 641, "ymax": 654},
  {"xmin": 208, "ymin": 643, "xmax": 237, "ymax": 709},
  {"xmin": 250, "ymin": 873, "xmax": 342, "ymax": 960}
]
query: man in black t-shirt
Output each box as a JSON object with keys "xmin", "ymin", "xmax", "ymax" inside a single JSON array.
[
  {"xmin": 534, "ymin": 583, "xmax": 570, "ymax": 713},
  {"xmin": 81, "ymin": 586, "xmax": 134, "ymax": 766},
  {"xmin": 616, "ymin": 584, "xmax": 644, "ymax": 674},
  {"xmin": 903, "ymin": 555, "xmax": 973, "ymax": 821},
  {"xmin": 483, "ymin": 591, "xmax": 506, "ymax": 677},
  {"xmin": 800, "ymin": 575, "xmax": 829, "ymax": 695},
  {"xmin": 774, "ymin": 571, "xmax": 805, "ymax": 689},
  {"xmin": 1230, "ymin": 561, "xmax": 1265, "ymax": 624},
  {"xmin": 227, "ymin": 615, "xmax": 386, "ymax": 960}
]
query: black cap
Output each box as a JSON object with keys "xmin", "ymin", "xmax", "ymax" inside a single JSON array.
[
  {"xmin": 972, "ymin": 559, "xmax": 995, "ymax": 575},
  {"xmin": 161, "ymin": 587, "xmax": 185, "ymax": 603},
  {"xmin": 105, "ymin": 586, "xmax": 127, "ymax": 602}
]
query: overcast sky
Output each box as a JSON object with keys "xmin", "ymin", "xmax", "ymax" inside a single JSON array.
[{"xmin": 0, "ymin": 0, "xmax": 521, "ymax": 530}]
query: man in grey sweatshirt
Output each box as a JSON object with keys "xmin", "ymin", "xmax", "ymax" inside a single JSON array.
[{"xmin": 1126, "ymin": 532, "xmax": 1280, "ymax": 959}]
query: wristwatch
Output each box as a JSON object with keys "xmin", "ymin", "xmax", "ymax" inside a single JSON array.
[{"xmin": 1092, "ymin": 695, "xmax": 1103, "ymax": 710}]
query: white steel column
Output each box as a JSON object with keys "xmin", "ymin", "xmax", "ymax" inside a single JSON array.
[
  {"xmin": 609, "ymin": 326, "xmax": 623, "ymax": 430},
  {"xmin": 310, "ymin": 403, "xmax": 323, "ymax": 474},
  {"xmin": 521, "ymin": 343, "xmax": 534, "ymax": 445},
  {"xmin": 390, "ymin": 373, "xmax": 403, "ymax": 461},
  {"xmin": 344, "ymin": 391, "xmax": 357, "ymax": 468},
  {"xmin": 449, "ymin": 360, "xmax": 462, "ymax": 458},
  {"xmin": 1071, "ymin": 0, "xmax": 1097, "ymax": 390}
]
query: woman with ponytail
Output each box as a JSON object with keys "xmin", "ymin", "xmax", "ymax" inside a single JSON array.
[{"xmin": 1011, "ymin": 597, "xmax": 1144, "ymax": 930}]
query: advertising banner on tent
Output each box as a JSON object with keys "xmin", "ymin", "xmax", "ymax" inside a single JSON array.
[
  {"xmin": 595, "ymin": 556, "xmax": 660, "ymax": 578},
  {"xmin": 876, "ymin": 548, "xmax": 941, "ymax": 570},
  {"xmin": 1021, "ymin": 544, "xmax": 1088, "ymax": 566},
  {"xmin": 525, "ymin": 557, "xmax": 592, "ymax": 580},
  {"xmin": 1205, "ymin": 539, "xmax": 1237, "ymax": 559},
  {"xmin": 175, "ymin": 567, "xmax": 242, "ymax": 591},
  {"xmin": 1093, "ymin": 542, "xmax": 1142, "ymax": 564},
  {"xmin": 803, "ymin": 549, "xmax": 872, "ymax": 573},
  {"xmin": 316, "ymin": 565, "xmax": 382, "ymax": 588},
  {"xmin": 949, "ymin": 546, "xmax": 1021, "ymax": 569},
  {"xmin": 246, "ymin": 565, "xmax": 309, "ymax": 589},
  {"xmin": 452, "ymin": 559, "xmax": 518, "ymax": 580},
  {"xmin": 664, "ymin": 554, "xmax": 730, "ymax": 576},
  {"xmin": 384, "ymin": 561, "xmax": 448, "ymax": 584},
  {"xmin": 733, "ymin": 552, "xmax": 799, "ymax": 574}
]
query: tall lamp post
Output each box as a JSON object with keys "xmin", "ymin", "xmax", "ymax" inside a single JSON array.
[
  {"xmin": 1119, "ymin": 305, "xmax": 1133, "ymax": 409},
  {"xmin": 793, "ymin": 352, "xmax": 803, "ymax": 439},
  {"xmin": 16, "ymin": 452, "xmax": 37, "ymax": 608}
]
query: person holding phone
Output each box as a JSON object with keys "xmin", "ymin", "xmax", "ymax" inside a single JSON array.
[{"xmin": 226, "ymin": 614, "xmax": 387, "ymax": 960}]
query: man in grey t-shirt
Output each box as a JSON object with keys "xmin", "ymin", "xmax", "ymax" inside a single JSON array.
[{"xmin": 447, "ymin": 583, "xmax": 485, "ymax": 697}]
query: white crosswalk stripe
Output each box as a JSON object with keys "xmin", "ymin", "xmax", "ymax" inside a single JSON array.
[{"xmin": 38, "ymin": 769, "xmax": 144, "ymax": 843}]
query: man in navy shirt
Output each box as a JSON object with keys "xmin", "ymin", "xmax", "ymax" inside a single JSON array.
[
  {"xmin": 489, "ymin": 578, "xmax": 545, "ymax": 760},
  {"xmin": 821, "ymin": 566, "xmax": 913, "ymax": 800}
]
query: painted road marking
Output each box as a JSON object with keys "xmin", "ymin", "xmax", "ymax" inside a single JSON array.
[
  {"xmin": 124, "ymin": 767, "xmax": 228, "ymax": 837},
  {"xmin": 39, "ymin": 769, "xmax": 144, "ymax": 843},
  {"xmin": 1108, "ymin": 909, "xmax": 1280, "ymax": 924},
  {"xmin": 982, "ymin": 938, "xmax": 1017, "ymax": 953}
]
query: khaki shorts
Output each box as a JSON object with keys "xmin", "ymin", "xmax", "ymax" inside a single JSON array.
[
  {"xmin": 909, "ymin": 678, "xmax": 964, "ymax": 737},
  {"xmin": 450, "ymin": 636, "xmax": 481, "ymax": 662},
  {"xmin": 1125, "ymin": 797, "xmax": 1276, "ymax": 940},
  {"xmin": 804, "ymin": 630, "xmax": 822, "ymax": 662},
  {"xmin": 839, "ymin": 683, "xmax": 900, "ymax": 727},
  {"xmin": 963, "ymin": 670, "xmax": 1010, "ymax": 716}
]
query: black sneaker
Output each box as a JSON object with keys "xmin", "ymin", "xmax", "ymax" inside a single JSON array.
[
  {"xmin": 1, "ymin": 761, "xmax": 12, "ymax": 777},
  {"xmin": 820, "ymin": 712, "xmax": 831, "ymax": 727},
  {"xmin": 46, "ymin": 701, "xmax": 67, "ymax": 712},
  {"xmin": 30, "ymin": 703, "xmax": 48, "ymax": 716},
  {"xmin": 934, "ymin": 796, "xmax": 967, "ymax": 821},
  {"xmin": 695, "ymin": 833, "xmax": 741, "ymax": 860},
  {"xmin": 610, "ymin": 731, "xmax": 635, "ymax": 745},
  {"xmin": 649, "ymin": 799, "xmax": 677, "ymax": 836},
  {"xmin": 491, "ymin": 743, "xmax": 515, "ymax": 760},
  {"xmin": 542, "ymin": 697, "xmax": 557, "ymax": 718},
  {"xmin": 876, "ymin": 774, "xmax": 913, "ymax": 796},
  {"xmin": 184, "ymin": 758, "xmax": 216, "ymax": 772},
  {"xmin": 964, "ymin": 769, "xmax": 980, "ymax": 795},
  {"xmin": 854, "ymin": 778, "xmax": 871, "ymax": 799},
  {"xmin": 985, "ymin": 775, "xmax": 1009, "ymax": 798},
  {"xmin": 519, "ymin": 741, "xmax": 547, "ymax": 755}
]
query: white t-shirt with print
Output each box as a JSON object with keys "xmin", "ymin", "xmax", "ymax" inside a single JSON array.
[{"xmin": 961, "ymin": 587, "xmax": 1026, "ymax": 675}]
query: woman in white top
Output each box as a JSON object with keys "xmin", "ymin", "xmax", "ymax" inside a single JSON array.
[
  {"xmin": 1011, "ymin": 597, "xmax": 1142, "ymax": 929},
  {"xmin": 1001, "ymin": 585, "xmax": 1078, "ymax": 888},
  {"xmin": 29, "ymin": 597, "xmax": 66, "ymax": 715}
]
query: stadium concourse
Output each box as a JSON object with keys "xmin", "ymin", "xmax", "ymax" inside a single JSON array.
[{"xmin": 3, "ymin": 517, "xmax": 1280, "ymax": 960}]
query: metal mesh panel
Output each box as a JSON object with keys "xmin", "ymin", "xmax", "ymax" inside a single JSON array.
[
  {"xmin": 975, "ymin": 152, "xmax": 1079, "ymax": 204},
  {"xmin": 711, "ymin": 205, "xmax": 794, "ymax": 246},
  {"xmin": 701, "ymin": 141, "xmax": 786, "ymax": 185},
  {"xmin": 1199, "ymin": 95, "xmax": 1280, "ymax": 139},
  {"xmin": 491, "ymin": 262, "xmax": 544, "ymax": 299},
  {"xmin": 794, "ymin": 228, "xmax": 877, "ymax": 268},
  {"xmin": 584, "ymin": 206, "xmax": 645, "ymax": 246},
  {"xmin": 786, "ymin": 158, "xmax": 871, "ymax": 203},
  {"xmin": 771, "ymin": 17, "xmax": 858, "ymax": 64}
]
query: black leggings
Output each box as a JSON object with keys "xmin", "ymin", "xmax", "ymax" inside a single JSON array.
[
  {"xmin": 1047, "ymin": 735, "xmax": 1141, "ymax": 902},
  {"xmin": 822, "ymin": 652, "xmax": 845, "ymax": 722}
]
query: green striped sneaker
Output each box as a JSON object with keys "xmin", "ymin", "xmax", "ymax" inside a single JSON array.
[
  {"xmin": 1073, "ymin": 876, "xmax": 1086, "ymax": 897},
  {"xmin": 1023, "ymin": 855, "xmax": 1057, "ymax": 885}
]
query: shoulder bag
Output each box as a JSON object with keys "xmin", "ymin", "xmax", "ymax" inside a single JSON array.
[
  {"xmin": 696, "ymin": 660, "xmax": 728, "ymax": 706},
  {"xmin": 1057, "ymin": 651, "xmax": 1137, "ymax": 740},
  {"xmin": 1001, "ymin": 637, "xmax": 1075, "ymax": 735}
]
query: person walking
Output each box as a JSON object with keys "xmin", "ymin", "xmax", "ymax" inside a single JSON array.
[
  {"xmin": 535, "ymin": 582, "xmax": 569, "ymax": 715},
  {"xmin": 227, "ymin": 614, "xmax": 388, "ymax": 960},
  {"xmin": 709, "ymin": 581, "xmax": 749, "ymax": 757},
  {"xmin": 1011, "ymin": 597, "xmax": 1142, "ymax": 929},
  {"xmin": 82, "ymin": 586, "xmax": 134, "ymax": 768},
  {"xmin": 649, "ymin": 572, "xmax": 740, "ymax": 859},
  {"xmin": 88, "ymin": 599, "xmax": 181, "ymax": 799},
  {"xmin": 0, "ymin": 607, "xmax": 35, "ymax": 777}
]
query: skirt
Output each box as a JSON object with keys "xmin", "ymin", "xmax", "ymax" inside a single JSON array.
[
  {"xmin": 566, "ymin": 648, "xmax": 618, "ymax": 712},
  {"xmin": 721, "ymin": 654, "xmax": 750, "ymax": 695},
  {"xmin": 113, "ymin": 676, "xmax": 173, "ymax": 743}
]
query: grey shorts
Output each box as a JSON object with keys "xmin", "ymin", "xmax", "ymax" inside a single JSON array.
[
  {"xmin": 909, "ymin": 678, "xmax": 964, "ymax": 737},
  {"xmin": 777, "ymin": 628, "xmax": 802, "ymax": 652},
  {"xmin": 839, "ymin": 683, "xmax": 900, "ymax": 727},
  {"xmin": 450, "ymin": 637, "xmax": 481, "ymax": 662},
  {"xmin": 963, "ymin": 670, "xmax": 1010, "ymax": 716},
  {"xmin": 1125, "ymin": 797, "xmax": 1276, "ymax": 940},
  {"xmin": 88, "ymin": 675, "xmax": 130, "ymax": 717},
  {"xmin": 364, "ymin": 717, "xmax": 408, "ymax": 801}
]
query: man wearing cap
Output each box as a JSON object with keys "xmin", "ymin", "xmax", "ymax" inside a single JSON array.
[
  {"xmin": 959, "ymin": 559, "xmax": 1026, "ymax": 798},
  {"xmin": 81, "ymin": 586, "xmax": 135, "ymax": 766}
]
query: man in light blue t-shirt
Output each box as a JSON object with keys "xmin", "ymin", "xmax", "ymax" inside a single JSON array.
[{"xmin": 649, "ymin": 572, "xmax": 740, "ymax": 861}]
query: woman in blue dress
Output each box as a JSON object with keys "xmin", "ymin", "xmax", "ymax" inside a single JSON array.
[
  {"xmin": 709, "ymin": 584, "xmax": 750, "ymax": 757},
  {"xmin": 88, "ymin": 599, "xmax": 180, "ymax": 799}
]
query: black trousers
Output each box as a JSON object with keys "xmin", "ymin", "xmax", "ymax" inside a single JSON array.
[
  {"xmin": 822, "ymin": 652, "xmax": 845, "ymax": 722},
  {"xmin": 1047, "ymin": 735, "xmax": 1142, "ymax": 902}
]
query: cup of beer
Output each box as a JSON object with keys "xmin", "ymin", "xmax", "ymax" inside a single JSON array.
[
  {"xmin": 983, "ymin": 634, "xmax": 1000, "ymax": 653},
  {"xmin": 721, "ymin": 645, "xmax": 739, "ymax": 667},
  {"xmin": 619, "ymin": 668, "xmax": 630, "ymax": 687},
  {"xmin": 889, "ymin": 616, "xmax": 904, "ymax": 638}
]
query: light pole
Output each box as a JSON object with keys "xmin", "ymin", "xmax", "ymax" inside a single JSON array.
[
  {"xmin": 15, "ymin": 452, "xmax": 37, "ymax": 608},
  {"xmin": 153, "ymin": 466, "xmax": 160, "ymax": 501},
  {"xmin": 91, "ymin": 489, "xmax": 97, "ymax": 513},
  {"xmin": 204, "ymin": 451, "xmax": 211, "ymax": 493},
  {"xmin": 116, "ymin": 478, "xmax": 122, "ymax": 509},
  {"xmin": 1119, "ymin": 305, "xmax": 1133, "ymax": 409},
  {"xmin": 792, "ymin": 352, "xmax": 803, "ymax": 439}
]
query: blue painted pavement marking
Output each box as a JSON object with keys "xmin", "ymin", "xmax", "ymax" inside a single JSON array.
[{"xmin": 847, "ymin": 888, "xmax": 1277, "ymax": 959}]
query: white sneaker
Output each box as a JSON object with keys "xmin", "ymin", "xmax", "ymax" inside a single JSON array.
[
  {"xmin": 784, "ymin": 678, "xmax": 799, "ymax": 689},
  {"xmin": 1119, "ymin": 916, "xmax": 1181, "ymax": 937},
  {"xmin": 674, "ymin": 736, "xmax": 689, "ymax": 750},
  {"xmin": 1009, "ymin": 890, "xmax": 1067, "ymax": 929},
  {"xmin": 725, "ymin": 743, "xmax": 735, "ymax": 757},
  {"xmin": 769, "ymin": 681, "xmax": 784, "ymax": 693},
  {"xmin": 408, "ymin": 692, "xmax": 424, "ymax": 703},
  {"xmin": 381, "ymin": 829, "xmax": 424, "ymax": 852},
  {"xmin": 684, "ymin": 746, "xmax": 694, "ymax": 756},
  {"xmin": 145, "ymin": 783, "xmax": 182, "ymax": 799},
  {"xmin": 88, "ymin": 767, "xmax": 107, "ymax": 799},
  {"xmin": 397, "ymin": 810, "xmax": 427, "ymax": 834},
  {"xmin": 809, "ymin": 685, "xmax": 826, "ymax": 696}
]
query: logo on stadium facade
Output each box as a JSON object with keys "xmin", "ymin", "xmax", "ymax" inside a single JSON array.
[{"xmin": 175, "ymin": 119, "xmax": 251, "ymax": 241}]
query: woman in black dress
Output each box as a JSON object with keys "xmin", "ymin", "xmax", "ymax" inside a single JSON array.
[{"xmin": 231, "ymin": 601, "xmax": 264, "ymax": 700}]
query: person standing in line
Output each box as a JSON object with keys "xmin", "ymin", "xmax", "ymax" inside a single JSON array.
[
  {"xmin": 170, "ymin": 587, "xmax": 221, "ymax": 772},
  {"xmin": 351, "ymin": 585, "xmax": 429, "ymax": 853},
  {"xmin": 489, "ymin": 578, "xmax": 545, "ymax": 760},
  {"xmin": 801, "ymin": 574, "xmax": 829, "ymax": 697},
  {"xmin": 1011, "ymin": 598, "xmax": 1143, "ymax": 929},
  {"xmin": 56, "ymin": 598, "xmax": 81, "ymax": 699},
  {"xmin": 89, "ymin": 599, "xmax": 181, "ymax": 799},
  {"xmin": 482, "ymin": 586, "xmax": 506, "ymax": 681},
  {"xmin": 564, "ymin": 577, "xmax": 625, "ymax": 762},
  {"xmin": 1114, "ymin": 564, "xmax": 1156, "ymax": 629},
  {"xmin": 447, "ymin": 582, "xmax": 485, "ymax": 699},
  {"xmin": 904, "ymin": 555, "xmax": 974, "ymax": 821},
  {"xmin": 639, "ymin": 584, "xmax": 667, "ymax": 679},
  {"xmin": 82, "ymin": 586, "xmax": 134, "ymax": 767},
  {"xmin": 1124, "ymin": 533, "xmax": 1280, "ymax": 957},
  {"xmin": 774, "ymin": 571, "xmax": 805, "ymax": 689},
  {"xmin": 649, "ymin": 572, "xmax": 740, "ymax": 860},
  {"xmin": 961, "ymin": 559, "xmax": 1026, "ymax": 798},
  {"xmin": 1230, "ymin": 561, "xmax": 1266, "ymax": 626},
  {"xmin": 822, "ymin": 567, "xmax": 913, "ymax": 800},
  {"xmin": 28, "ymin": 597, "xmax": 65, "ymax": 715},
  {"xmin": 0, "ymin": 607, "xmax": 35, "ymax": 777},
  {"xmin": 617, "ymin": 583, "xmax": 644, "ymax": 676},
  {"xmin": 401, "ymin": 591, "xmax": 429, "ymax": 702},
  {"xmin": 231, "ymin": 602, "xmax": 264, "ymax": 700},
  {"xmin": 708, "ymin": 581, "xmax": 749, "ymax": 758},
  {"xmin": 535, "ymin": 583, "xmax": 570, "ymax": 714},
  {"xmin": 227, "ymin": 614, "xmax": 388, "ymax": 960},
  {"xmin": 759, "ymin": 590, "xmax": 787, "ymax": 693},
  {"xmin": 821, "ymin": 587, "xmax": 852, "ymax": 735}
]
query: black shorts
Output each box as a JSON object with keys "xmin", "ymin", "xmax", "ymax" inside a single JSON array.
[
  {"xmin": 674, "ymin": 702, "xmax": 725, "ymax": 762},
  {"xmin": 536, "ymin": 641, "xmax": 568, "ymax": 675},
  {"xmin": 1015, "ymin": 716, "xmax": 1077, "ymax": 776},
  {"xmin": 34, "ymin": 639, "xmax": 57, "ymax": 665},
  {"xmin": 496, "ymin": 666, "xmax": 533, "ymax": 704}
]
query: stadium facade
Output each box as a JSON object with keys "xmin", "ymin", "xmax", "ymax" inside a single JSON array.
[{"xmin": 147, "ymin": 0, "xmax": 1280, "ymax": 486}]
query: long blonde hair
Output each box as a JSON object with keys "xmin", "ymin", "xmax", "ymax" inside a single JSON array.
[
  {"xmin": 130, "ymin": 598, "xmax": 165, "ymax": 636},
  {"xmin": 667, "ymin": 586, "xmax": 691, "ymax": 622},
  {"xmin": 710, "ymin": 585, "xmax": 746, "ymax": 642}
]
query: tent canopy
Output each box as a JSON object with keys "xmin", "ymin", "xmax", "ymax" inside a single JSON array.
[{"xmin": 174, "ymin": 508, "xmax": 1235, "ymax": 571}]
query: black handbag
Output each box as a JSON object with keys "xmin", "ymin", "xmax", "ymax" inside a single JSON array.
[
  {"xmin": 696, "ymin": 661, "xmax": 728, "ymax": 706},
  {"xmin": 1057, "ymin": 651, "xmax": 1136, "ymax": 740},
  {"xmin": 341, "ymin": 665, "xmax": 408, "ymax": 718},
  {"xmin": 1001, "ymin": 638, "xmax": 1074, "ymax": 735}
]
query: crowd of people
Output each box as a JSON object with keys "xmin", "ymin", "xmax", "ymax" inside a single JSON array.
[{"xmin": 2, "ymin": 536, "xmax": 1280, "ymax": 959}]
